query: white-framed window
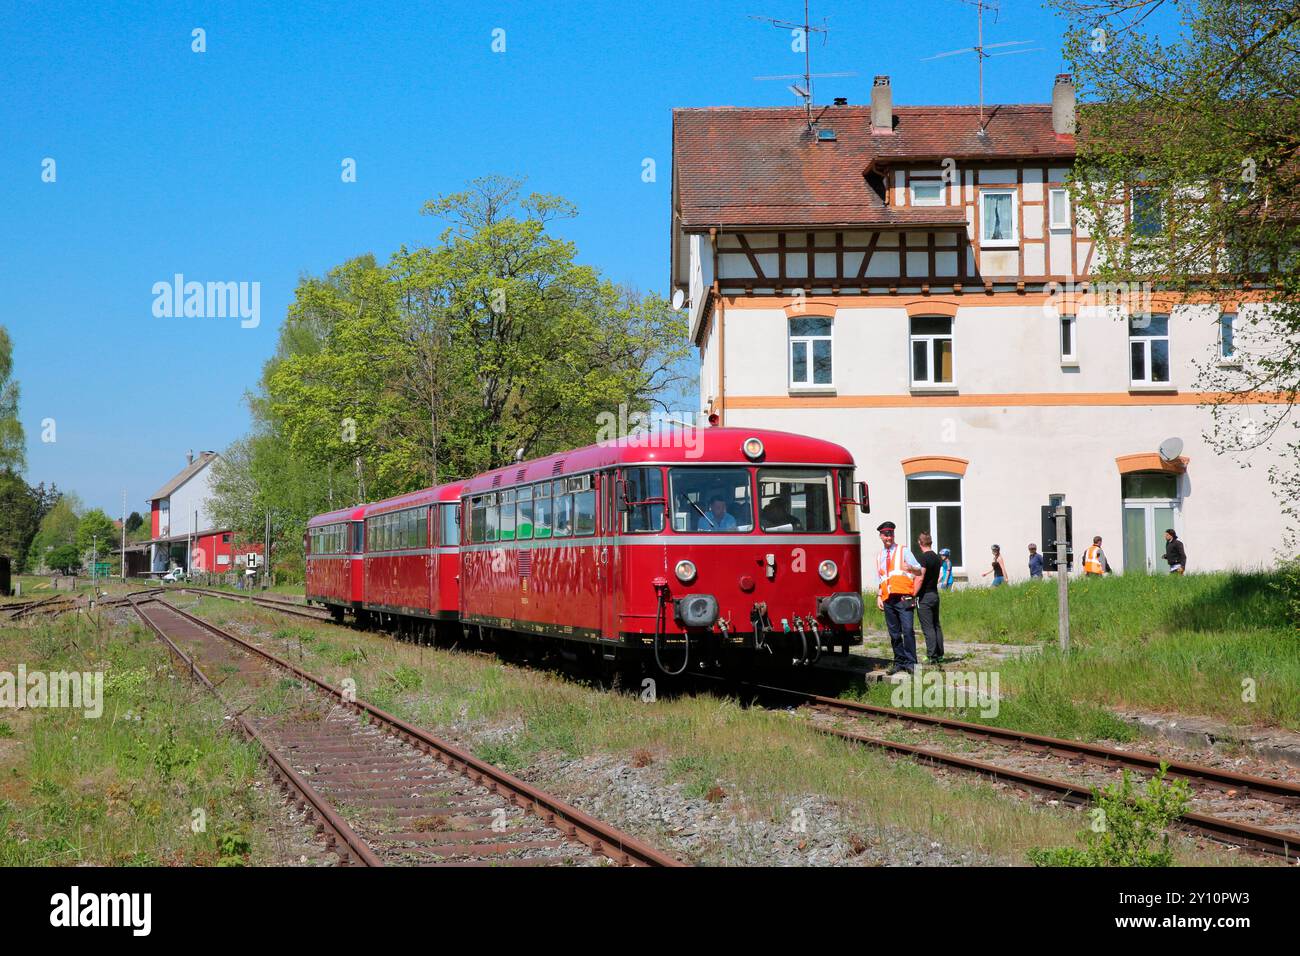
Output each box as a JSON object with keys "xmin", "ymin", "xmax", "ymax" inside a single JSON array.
[
  {"xmin": 1131, "ymin": 186, "xmax": 1163, "ymax": 239},
  {"xmin": 1218, "ymin": 311, "xmax": 1239, "ymax": 364},
  {"xmin": 1060, "ymin": 314, "xmax": 1078, "ymax": 364},
  {"xmin": 910, "ymin": 177, "xmax": 945, "ymax": 206},
  {"xmin": 1049, "ymin": 188, "xmax": 1070, "ymax": 230},
  {"xmin": 789, "ymin": 315, "xmax": 833, "ymax": 388},
  {"xmin": 906, "ymin": 473, "xmax": 964, "ymax": 570},
  {"xmin": 910, "ymin": 316, "xmax": 953, "ymax": 387},
  {"xmin": 1129, "ymin": 312, "xmax": 1170, "ymax": 385},
  {"xmin": 980, "ymin": 188, "xmax": 1017, "ymax": 246}
]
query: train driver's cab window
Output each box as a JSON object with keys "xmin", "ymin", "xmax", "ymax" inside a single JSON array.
[
  {"xmin": 622, "ymin": 466, "xmax": 665, "ymax": 533},
  {"xmin": 669, "ymin": 467, "xmax": 754, "ymax": 533},
  {"xmin": 758, "ymin": 468, "xmax": 835, "ymax": 532}
]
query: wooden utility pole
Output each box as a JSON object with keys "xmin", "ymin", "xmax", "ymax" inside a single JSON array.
[{"xmin": 263, "ymin": 511, "xmax": 271, "ymax": 591}]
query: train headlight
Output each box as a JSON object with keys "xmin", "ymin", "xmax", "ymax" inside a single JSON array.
[
  {"xmin": 742, "ymin": 437, "xmax": 765, "ymax": 461},
  {"xmin": 674, "ymin": 559, "xmax": 697, "ymax": 583},
  {"xmin": 818, "ymin": 559, "xmax": 838, "ymax": 582},
  {"xmin": 819, "ymin": 592, "xmax": 864, "ymax": 626},
  {"xmin": 675, "ymin": 594, "xmax": 719, "ymax": 628}
]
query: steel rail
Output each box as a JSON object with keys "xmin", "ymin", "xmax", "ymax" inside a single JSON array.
[
  {"xmin": 817, "ymin": 720, "xmax": 1297, "ymax": 859},
  {"xmin": 128, "ymin": 596, "xmax": 383, "ymax": 866},
  {"xmin": 158, "ymin": 596, "xmax": 681, "ymax": 867},
  {"xmin": 746, "ymin": 680, "xmax": 1300, "ymax": 806},
  {"xmin": 177, "ymin": 587, "xmax": 332, "ymax": 622}
]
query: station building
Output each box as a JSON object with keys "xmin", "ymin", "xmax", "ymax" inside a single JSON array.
[
  {"xmin": 669, "ymin": 74, "xmax": 1290, "ymax": 582},
  {"xmin": 122, "ymin": 450, "xmax": 258, "ymax": 576}
]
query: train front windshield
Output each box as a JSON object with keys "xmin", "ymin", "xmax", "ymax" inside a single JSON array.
[
  {"xmin": 669, "ymin": 467, "xmax": 754, "ymax": 533},
  {"xmin": 668, "ymin": 466, "xmax": 838, "ymax": 535}
]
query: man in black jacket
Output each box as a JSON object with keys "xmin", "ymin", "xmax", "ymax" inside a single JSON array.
[{"xmin": 1163, "ymin": 529, "xmax": 1186, "ymax": 575}]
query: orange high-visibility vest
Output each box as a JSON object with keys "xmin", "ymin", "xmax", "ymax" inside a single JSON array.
[
  {"xmin": 877, "ymin": 545, "xmax": 914, "ymax": 600},
  {"xmin": 1083, "ymin": 545, "xmax": 1104, "ymax": 574}
]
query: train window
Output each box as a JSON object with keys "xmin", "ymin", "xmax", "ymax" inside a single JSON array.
[
  {"xmin": 486, "ymin": 494, "xmax": 499, "ymax": 542},
  {"xmin": 533, "ymin": 484, "xmax": 553, "ymax": 538},
  {"xmin": 758, "ymin": 468, "xmax": 835, "ymax": 533},
  {"xmin": 441, "ymin": 504, "xmax": 459, "ymax": 546},
  {"xmin": 516, "ymin": 486, "xmax": 533, "ymax": 540},
  {"xmin": 552, "ymin": 485, "xmax": 573, "ymax": 537},
  {"xmin": 574, "ymin": 487, "xmax": 596, "ymax": 536},
  {"xmin": 838, "ymin": 470, "xmax": 859, "ymax": 533},
  {"xmin": 669, "ymin": 467, "xmax": 754, "ymax": 533},
  {"xmin": 471, "ymin": 497, "xmax": 487, "ymax": 543},
  {"xmin": 500, "ymin": 490, "xmax": 516, "ymax": 541},
  {"xmin": 622, "ymin": 467, "xmax": 665, "ymax": 533}
]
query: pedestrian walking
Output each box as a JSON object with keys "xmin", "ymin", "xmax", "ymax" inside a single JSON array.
[
  {"xmin": 914, "ymin": 532, "xmax": 946, "ymax": 665},
  {"xmin": 981, "ymin": 544, "xmax": 1009, "ymax": 586},
  {"xmin": 1028, "ymin": 543, "xmax": 1044, "ymax": 579},
  {"xmin": 875, "ymin": 520, "xmax": 923, "ymax": 676},
  {"xmin": 1163, "ymin": 529, "xmax": 1186, "ymax": 575},
  {"xmin": 1082, "ymin": 536, "xmax": 1112, "ymax": 576},
  {"xmin": 938, "ymin": 548, "xmax": 954, "ymax": 591}
]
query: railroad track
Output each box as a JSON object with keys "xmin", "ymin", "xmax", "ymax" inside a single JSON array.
[
  {"xmin": 129, "ymin": 595, "xmax": 680, "ymax": 867},
  {"xmin": 2, "ymin": 589, "xmax": 164, "ymax": 621},
  {"xmin": 705, "ymin": 675, "xmax": 1300, "ymax": 860},
  {"xmin": 177, "ymin": 587, "xmax": 332, "ymax": 623}
]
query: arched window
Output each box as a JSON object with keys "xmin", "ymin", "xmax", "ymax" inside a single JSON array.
[{"xmin": 906, "ymin": 473, "xmax": 964, "ymax": 569}]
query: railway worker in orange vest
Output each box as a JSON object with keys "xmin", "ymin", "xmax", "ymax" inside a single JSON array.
[
  {"xmin": 1082, "ymin": 536, "xmax": 1112, "ymax": 577},
  {"xmin": 875, "ymin": 521, "xmax": 923, "ymax": 676}
]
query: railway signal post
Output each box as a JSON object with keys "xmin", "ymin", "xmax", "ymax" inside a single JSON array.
[{"xmin": 1050, "ymin": 493, "xmax": 1070, "ymax": 654}]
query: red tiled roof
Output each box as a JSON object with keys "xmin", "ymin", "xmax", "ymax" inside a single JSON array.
[{"xmin": 674, "ymin": 104, "xmax": 1075, "ymax": 229}]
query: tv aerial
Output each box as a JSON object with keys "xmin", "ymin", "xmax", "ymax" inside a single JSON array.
[
  {"xmin": 921, "ymin": 0, "xmax": 1041, "ymax": 130},
  {"xmin": 751, "ymin": 1, "xmax": 857, "ymax": 127}
]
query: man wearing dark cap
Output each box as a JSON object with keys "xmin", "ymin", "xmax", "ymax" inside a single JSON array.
[{"xmin": 875, "ymin": 520, "xmax": 923, "ymax": 676}]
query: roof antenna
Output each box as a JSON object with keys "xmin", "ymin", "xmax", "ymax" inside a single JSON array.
[
  {"xmin": 921, "ymin": 0, "xmax": 1040, "ymax": 133},
  {"xmin": 750, "ymin": 1, "xmax": 855, "ymax": 129}
]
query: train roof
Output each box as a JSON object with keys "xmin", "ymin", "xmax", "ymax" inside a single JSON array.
[
  {"xmin": 306, "ymin": 503, "xmax": 367, "ymax": 527},
  {"xmin": 461, "ymin": 427, "xmax": 855, "ymax": 496},
  {"xmin": 363, "ymin": 480, "xmax": 466, "ymax": 516}
]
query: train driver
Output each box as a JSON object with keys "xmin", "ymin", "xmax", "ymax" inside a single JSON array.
[{"xmin": 698, "ymin": 494, "xmax": 737, "ymax": 532}]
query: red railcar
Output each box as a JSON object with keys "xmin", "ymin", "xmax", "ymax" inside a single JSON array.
[
  {"xmin": 304, "ymin": 504, "xmax": 366, "ymax": 619},
  {"xmin": 458, "ymin": 427, "xmax": 867, "ymax": 670},
  {"xmin": 361, "ymin": 481, "xmax": 464, "ymax": 631}
]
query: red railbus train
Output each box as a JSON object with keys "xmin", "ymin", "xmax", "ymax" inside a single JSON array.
[
  {"xmin": 305, "ymin": 427, "xmax": 867, "ymax": 671},
  {"xmin": 304, "ymin": 504, "xmax": 366, "ymax": 620},
  {"xmin": 361, "ymin": 481, "xmax": 464, "ymax": 632},
  {"xmin": 457, "ymin": 428, "xmax": 866, "ymax": 670}
]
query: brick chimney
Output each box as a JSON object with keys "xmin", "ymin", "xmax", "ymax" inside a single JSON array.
[
  {"xmin": 871, "ymin": 75, "xmax": 893, "ymax": 133},
  {"xmin": 187, "ymin": 449, "xmax": 194, "ymax": 466},
  {"xmin": 1052, "ymin": 73, "xmax": 1076, "ymax": 136}
]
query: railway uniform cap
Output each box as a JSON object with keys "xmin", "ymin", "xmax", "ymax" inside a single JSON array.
[{"xmin": 875, "ymin": 521, "xmax": 896, "ymax": 533}]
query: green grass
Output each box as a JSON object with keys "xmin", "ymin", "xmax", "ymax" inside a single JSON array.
[
  {"xmin": 0, "ymin": 614, "xmax": 289, "ymax": 865},
  {"xmin": 930, "ymin": 571, "xmax": 1300, "ymax": 731}
]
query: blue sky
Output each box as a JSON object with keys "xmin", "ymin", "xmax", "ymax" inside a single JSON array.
[{"xmin": 1, "ymin": 0, "xmax": 1082, "ymax": 517}]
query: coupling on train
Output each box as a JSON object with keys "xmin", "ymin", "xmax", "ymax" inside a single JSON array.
[{"xmin": 305, "ymin": 427, "xmax": 868, "ymax": 671}]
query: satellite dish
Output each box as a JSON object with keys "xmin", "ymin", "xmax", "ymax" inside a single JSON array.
[
  {"xmin": 1158, "ymin": 437, "xmax": 1184, "ymax": 462},
  {"xmin": 671, "ymin": 288, "xmax": 686, "ymax": 310}
]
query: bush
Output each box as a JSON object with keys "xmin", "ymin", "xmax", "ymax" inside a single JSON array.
[{"xmin": 1028, "ymin": 766, "xmax": 1189, "ymax": 867}]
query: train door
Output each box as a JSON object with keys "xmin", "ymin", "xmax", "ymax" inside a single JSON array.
[{"xmin": 598, "ymin": 469, "xmax": 621, "ymax": 645}]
